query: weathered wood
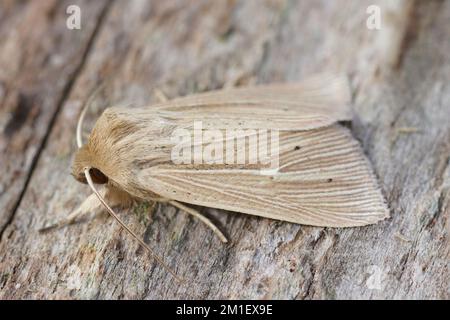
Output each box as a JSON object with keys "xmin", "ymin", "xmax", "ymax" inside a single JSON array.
[
  {"xmin": 0, "ymin": 0, "xmax": 448, "ymax": 299},
  {"xmin": 0, "ymin": 0, "xmax": 109, "ymax": 234}
]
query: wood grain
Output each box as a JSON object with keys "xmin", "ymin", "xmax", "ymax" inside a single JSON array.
[
  {"xmin": 0, "ymin": 0, "xmax": 109, "ymax": 234},
  {"xmin": 0, "ymin": 0, "xmax": 448, "ymax": 299}
]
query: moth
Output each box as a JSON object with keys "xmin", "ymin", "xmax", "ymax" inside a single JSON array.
[{"xmin": 42, "ymin": 73, "xmax": 388, "ymax": 280}]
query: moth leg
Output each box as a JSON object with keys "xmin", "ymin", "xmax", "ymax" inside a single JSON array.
[
  {"xmin": 153, "ymin": 88, "xmax": 168, "ymax": 102},
  {"xmin": 39, "ymin": 192, "xmax": 105, "ymax": 233},
  {"xmin": 39, "ymin": 186, "xmax": 133, "ymax": 233},
  {"xmin": 223, "ymin": 71, "xmax": 256, "ymax": 88},
  {"xmin": 167, "ymin": 200, "xmax": 228, "ymax": 243}
]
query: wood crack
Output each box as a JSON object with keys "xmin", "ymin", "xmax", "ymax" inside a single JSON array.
[
  {"xmin": 426, "ymin": 189, "xmax": 446, "ymax": 230},
  {"xmin": 394, "ymin": 0, "xmax": 419, "ymax": 70},
  {"xmin": 0, "ymin": 2, "xmax": 113, "ymax": 243}
]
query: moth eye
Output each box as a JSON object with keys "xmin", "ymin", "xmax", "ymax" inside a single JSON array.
[{"xmin": 89, "ymin": 168, "xmax": 108, "ymax": 184}]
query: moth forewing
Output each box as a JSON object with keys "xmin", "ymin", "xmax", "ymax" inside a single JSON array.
[{"xmin": 141, "ymin": 125, "xmax": 388, "ymax": 227}]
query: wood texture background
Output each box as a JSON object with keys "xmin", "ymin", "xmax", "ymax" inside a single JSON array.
[{"xmin": 0, "ymin": 0, "xmax": 448, "ymax": 299}]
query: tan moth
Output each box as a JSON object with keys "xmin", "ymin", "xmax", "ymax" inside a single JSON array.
[{"xmin": 42, "ymin": 73, "xmax": 388, "ymax": 280}]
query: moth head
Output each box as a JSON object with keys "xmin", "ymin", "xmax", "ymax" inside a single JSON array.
[{"xmin": 72, "ymin": 145, "xmax": 108, "ymax": 185}]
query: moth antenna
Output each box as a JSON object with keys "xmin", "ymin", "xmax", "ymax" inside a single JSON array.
[
  {"xmin": 76, "ymin": 83, "xmax": 107, "ymax": 148},
  {"xmin": 84, "ymin": 168, "xmax": 183, "ymax": 283}
]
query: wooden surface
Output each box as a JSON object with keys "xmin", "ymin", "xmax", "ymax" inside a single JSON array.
[{"xmin": 0, "ymin": 0, "xmax": 448, "ymax": 299}]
